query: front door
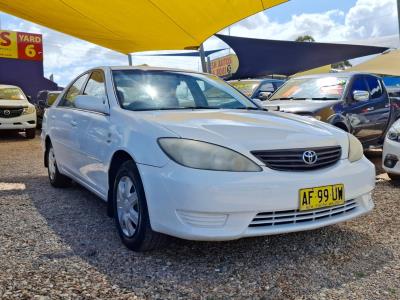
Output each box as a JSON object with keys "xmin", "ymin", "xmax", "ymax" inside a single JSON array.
[
  {"xmin": 49, "ymin": 73, "xmax": 89, "ymax": 175},
  {"xmin": 74, "ymin": 70, "xmax": 111, "ymax": 196},
  {"xmin": 344, "ymin": 75, "xmax": 384, "ymax": 142}
]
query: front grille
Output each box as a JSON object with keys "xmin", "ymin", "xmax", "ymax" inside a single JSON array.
[
  {"xmin": 249, "ymin": 199, "xmax": 358, "ymax": 228},
  {"xmin": 0, "ymin": 108, "xmax": 24, "ymax": 118},
  {"xmin": 251, "ymin": 146, "xmax": 342, "ymax": 171}
]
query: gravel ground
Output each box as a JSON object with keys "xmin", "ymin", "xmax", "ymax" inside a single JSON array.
[{"xmin": 0, "ymin": 131, "xmax": 399, "ymax": 299}]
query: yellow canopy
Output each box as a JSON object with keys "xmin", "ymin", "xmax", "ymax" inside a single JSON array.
[
  {"xmin": 0, "ymin": 0, "xmax": 287, "ymax": 54},
  {"xmin": 346, "ymin": 49, "xmax": 400, "ymax": 76}
]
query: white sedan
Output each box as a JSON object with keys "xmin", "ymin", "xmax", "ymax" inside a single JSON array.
[
  {"xmin": 383, "ymin": 119, "xmax": 400, "ymax": 181},
  {"xmin": 41, "ymin": 67, "xmax": 375, "ymax": 251}
]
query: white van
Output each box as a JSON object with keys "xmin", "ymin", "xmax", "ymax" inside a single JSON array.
[{"xmin": 0, "ymin": 84, "xmax": 37, "ymax": 139}]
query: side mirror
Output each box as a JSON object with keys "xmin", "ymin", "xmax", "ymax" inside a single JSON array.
[
  {"xmin": 27, "ymin": 95, "xmax": 32, "ymax": 102},
  {"xmin": 75, "ymin": 95, "xmax": 108, "ymax": 114},
  {"xmin": 257, "ymin": 91, "xmax": 272, "ymax": 101},
  {"xmin": 353, "ymin": 90, "xmax": 369, "ymax": 102}
]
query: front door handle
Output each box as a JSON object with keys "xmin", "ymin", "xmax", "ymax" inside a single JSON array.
[
  {"xmin": 70, "ymin": 120, "xmax": 78, "ymax": 127},
  {"xmin": 364, "ymin": 107, "xmax": 374, "ymax": 112}
]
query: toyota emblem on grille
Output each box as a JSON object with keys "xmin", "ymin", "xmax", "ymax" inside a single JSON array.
[
  {"xmin": 3, "ymin": 110, "xmax": 10, "ymax": 116},
  {"xmin": 302, "ymin": 150, "xmax": 318, "ymax": 165}
]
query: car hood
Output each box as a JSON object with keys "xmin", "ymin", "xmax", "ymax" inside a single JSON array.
[
  {"xmin": 138, "ymin": 109, "xmax": 349, "ymax": 159},
  {"xmin": 0, "ymin": 99, "xmax": 30, "ymax": 108},
  {"xmin": 263, "ymin": 100, "xmax": 340, "ymax": 114}
]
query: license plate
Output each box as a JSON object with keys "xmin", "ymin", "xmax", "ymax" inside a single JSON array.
[{"xmin": 299, "ymin": 184, "xmax": 344, "ymax": 211}]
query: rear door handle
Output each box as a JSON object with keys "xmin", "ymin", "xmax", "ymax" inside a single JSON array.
[
  {"xmin": 70, "ymin": 120, "xmax": 78, "ymax": 127},
  {"xmin": 365, "ymin": 107, "xmax": 374, "ymax": 111}
]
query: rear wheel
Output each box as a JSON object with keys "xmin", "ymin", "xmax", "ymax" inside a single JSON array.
[
  {"xmin": 26, "ymin": 128, "xmax": 36, "ymax": 139},
  {"xmin": 113, "ymin": 160, "xmax": 169, "ymax": 251},
  {"xmin": 46, "ymin": 144, "xmax": 71, "ymax": 187}
]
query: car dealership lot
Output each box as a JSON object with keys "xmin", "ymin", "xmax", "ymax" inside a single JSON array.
[{"xmin": 0, "ymin": 132, "xmax": 399, "ymax": 299}]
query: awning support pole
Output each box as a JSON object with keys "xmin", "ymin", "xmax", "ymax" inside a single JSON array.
[
  {"xmin": 199, "ymin": 44, "xmax": 208, "ymax": 73},
  {"xmin": 398, "ymin": 0, "xmax": 400, "ymax": 42},
  {"xmin": 128, "ymin": 54, "xmax": 133, "ymax": 66}
]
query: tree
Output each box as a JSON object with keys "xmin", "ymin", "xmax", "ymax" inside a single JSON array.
[
  {"xmin": 295, "ymin": 35, "xmax": 315, "ymax": 42},
  {"xmin": 331, "ymin": 60, "xmax": 352, "ymax": 70}
]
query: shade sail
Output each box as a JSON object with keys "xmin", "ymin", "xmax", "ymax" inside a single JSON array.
[
  {"xmin": 135, "ymin": 48, "xmax": 227, "ymax": 57},
  {"xmin": 346, "ymin": 50, "xmax": 400, "ymax": 76},
  {"xmin": 0, "ymin": 0, "xmax": 287, "ymax": 54},
  {"xmin": 216, "ymin": 34, "xmax": 389, "ymax": 79}
]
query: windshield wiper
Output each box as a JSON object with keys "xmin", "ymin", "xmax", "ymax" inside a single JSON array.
[
  {"xmin": 272, "ymin": 97, "xmax": 307, "ymax": 100},
  {"xmin": 310, "ymin": 97, "xmax": 339, "ymax": 100}
]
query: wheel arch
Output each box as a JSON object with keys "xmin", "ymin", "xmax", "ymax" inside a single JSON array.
[
  {"xmin": 107, "ymin": 150, "xmax": 135, "ymax": 217},
  {"xmin": 44, "ymin": 135, "xmax": 52, "ymax": 167},
  {"xmin": 333, "ymin": 122, "xmax": 349, "ymax": 132}
]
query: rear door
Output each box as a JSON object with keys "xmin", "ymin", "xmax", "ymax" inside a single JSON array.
[{"xmin": 49, "ymin": 73, "xmax": 89, "ymax": 175}]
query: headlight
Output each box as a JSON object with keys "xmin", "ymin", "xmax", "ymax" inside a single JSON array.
[
  {"xmin": 23, "ymin": 106, "xmax": 36, "ymax": 115},
  {"xmin": 387, "ymin": 128, "xmax": 400, "ymax": 142},
  {"xmin": 158, "ymin": 138, "xmax": 262, "ymax": 172},
  {"xmin": 348, "ymin": 133, "xmax": 363, "ymax": 162}
]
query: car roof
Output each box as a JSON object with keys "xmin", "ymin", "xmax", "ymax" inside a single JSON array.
[
  {"xmin": 293, "ymin": 72, "xmax": 381, "ymax": 80},
  {"xmin": 104, "ymin": 65, "xmax": 208, "ymax": 76}
]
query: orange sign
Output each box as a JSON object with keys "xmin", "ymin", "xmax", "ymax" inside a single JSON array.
[
  {"xmin": 0, "ymin": 30, "xmax": 43, "ymax": 61},
  {"xmin": 210, "ymin": 54, "xmax": 239, "ymax": 78}
]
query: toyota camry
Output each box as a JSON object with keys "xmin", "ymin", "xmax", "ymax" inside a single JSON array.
[{"xmin": 41, "ymin": 67, "xmax": 375, "ymax": 251}]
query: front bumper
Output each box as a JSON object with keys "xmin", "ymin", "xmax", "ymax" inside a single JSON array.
[
  {"xmin": 138, "ymin": 156, "xmax": 375, "ymax": 241},
  {"xmin": 383, "ymin": 138, "xmax": 400, "ymax": 175},
  {"xmin": 0, "ymin": 113, "xmax": 36, "ymax": 130}
]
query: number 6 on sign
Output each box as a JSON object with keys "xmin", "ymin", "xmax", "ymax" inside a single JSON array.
[{"xmin": 24, "ymin": 44, "xmax": 36, "ymax": 58}]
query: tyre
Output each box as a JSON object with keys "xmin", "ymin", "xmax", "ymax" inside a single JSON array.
[
  {"xmin": 113, "ymin": 160, "xmax": 169, "ymax": 251},
  {"xmin": 26, "ymin": 128, "xmax": 36, "ymax": 139},
  {"xmin": 46, "ymin": 144, "xmax": 71, "ymax": 188},
  {"xmin": 388, "ymin": 172, "xmax": 400, "ymax": 182}
]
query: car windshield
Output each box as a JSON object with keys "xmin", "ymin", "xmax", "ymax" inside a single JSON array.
[
  {"xmin": 229, "ymin": 80, "xmax": 260, "ymax": 97},
  {"xmin": 112, "ymin": 70, "xmax": 258, "ymax": 111},
  {"xmin": 270, "ymin": 76, "xmax": 348, "ymax": 101},
  {"xmin": 0, "ymin": 87, "xmax": 26, "ymax": 100}
]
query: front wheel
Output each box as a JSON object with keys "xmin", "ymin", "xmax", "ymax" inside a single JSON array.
[{"xmin": 113, "ymin": 160, "xmax": 169, "ymax": 251}]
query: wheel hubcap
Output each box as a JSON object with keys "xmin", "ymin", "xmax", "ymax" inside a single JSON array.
[
  {"xmin": 116, "ymin": 176, "xmax": 139, "ymax": 237},
  {"xmin": 48, "ymin": 148, "xmax": 56, "ymax": 180}
]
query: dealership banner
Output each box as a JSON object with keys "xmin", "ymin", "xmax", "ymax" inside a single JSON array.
[
  {"xmin": 210, "ymin": 54, "xmax": 239, "ymax": 78},
  {"xmin": 0, "ymin": 30, "xmax": 43, "ymax": 61}
]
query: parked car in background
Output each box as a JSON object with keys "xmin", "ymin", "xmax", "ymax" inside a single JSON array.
[
  {"xmin": 229, "ymin": 78, "xmax": 284, "ymax": 100},
  {"xmin": 383, "ymin": 119, "xmax": 400, "ymax": 181},
  {"xmin": 35, "ymin": 90, "xmax": 61, "ymax": 127},
  {"xmin": 0, "ymin": 84, "xmax": 36, "ymax": 138},
  {"xmin": 42, "ymin": 66, "xmax": 375, "ymax": 251},
  {"xmin": 264, "ymin": 73, "xmax": 400, "ymax": 148}
]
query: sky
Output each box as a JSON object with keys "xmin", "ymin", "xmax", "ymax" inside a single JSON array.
[{"xmin": 0, "ymin": 0, "xmax": 399, "ymax": 86}]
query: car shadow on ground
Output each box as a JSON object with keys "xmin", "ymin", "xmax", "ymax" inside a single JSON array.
[
  {"xmin": 0, "ymin": 130, "xmax": 35, "ymax": 142},
  {"xmin": 5, "ymin": 174, "xmax": 393, "ymax": 298}
]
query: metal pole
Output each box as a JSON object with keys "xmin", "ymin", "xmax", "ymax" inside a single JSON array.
[
  {"xmin": 128, "ymin": 53, "xmax": 133, "ymax": 66},
  {"xmin": 206, "ymin": 56, "xmax": 212, "ymax": 73},
  {"xmin": 199, "ymin": 44, "xmax": 207, "ymax": 73},
  {"xmin": 398, "ymin": 0, "xmax": 400, "ymax": 42}
]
